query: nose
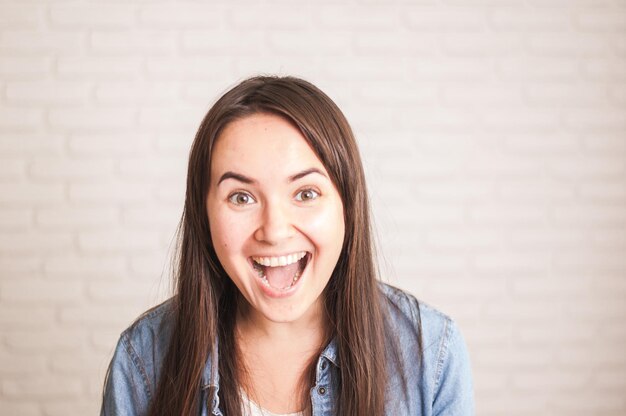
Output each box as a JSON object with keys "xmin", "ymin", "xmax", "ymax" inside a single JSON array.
[{"xmin": 253, "ymin": 199, "xmax": 295, "ymax": 244}]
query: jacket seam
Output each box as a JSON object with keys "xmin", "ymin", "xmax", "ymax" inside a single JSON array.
[
  {"xmin": 433, "ymin": 317, "xmax": 452, "ymax": 395},
  {"xmin": 121, "ymin": 332, "xmax": 154, "ymax": 402}
]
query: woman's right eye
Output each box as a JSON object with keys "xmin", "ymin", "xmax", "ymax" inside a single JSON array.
[{"xmin": 228, "ymin": 192, "xmax": 256, "ymax": 206}]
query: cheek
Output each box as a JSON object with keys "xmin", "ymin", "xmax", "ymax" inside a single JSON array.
[{"xmin": 301, "ymin": 202, "xmax": 345, "ymax": 250}]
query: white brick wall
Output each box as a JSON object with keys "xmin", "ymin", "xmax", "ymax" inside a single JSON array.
[{"xmin": 0, "ymin": 1, "xmax": 624, "ymax": 414}]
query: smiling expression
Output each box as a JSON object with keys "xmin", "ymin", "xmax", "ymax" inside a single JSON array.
[{"xmin": 206, "ymin": 113, "xmax": 345, "ymax": 326}]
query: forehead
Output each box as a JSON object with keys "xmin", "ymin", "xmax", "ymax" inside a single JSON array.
[{"xmin": 211, "ymin": 113, "xmax": 327, "ymax": 176}]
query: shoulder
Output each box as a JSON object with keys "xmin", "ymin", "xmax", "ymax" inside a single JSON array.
[
  {"xmin": 379, "ymin": 281, "xmax": 454, "ymax": 350},
  {"xmin": 101, "ymin": 298, "xmax": 177, "ymax": 415},
  {"xmin": 378, "ymin": 282, "xmax": 474, "ymax": 414}
]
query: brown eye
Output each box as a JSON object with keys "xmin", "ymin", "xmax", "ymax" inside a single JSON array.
[
  {"xmin": 295, "ymin": 189, "xmax": 319, "ymax": 202},
  {"xmin": 228, "ymin": 192, "xmax": 255, "ymax": 205}
]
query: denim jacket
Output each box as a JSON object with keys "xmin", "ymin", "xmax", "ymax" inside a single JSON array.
[{"xmin": 101, "ymin": 283, "xmax": 474, "ymax": 415}]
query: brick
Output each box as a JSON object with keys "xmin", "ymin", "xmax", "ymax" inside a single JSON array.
[
  {"xmin": 43, "ymin": 401, "xmax": 100, "ymax": 416},
  {"xmin": 90, "ymin": 30, "xmax": 177, "ymax": 54},
  {"xmin": 550, "ymin": 156, "xmax": 624, "ymax": 178},
  {"xmin": 581, "ymin": 58, "xmax": 626, "ymax": 81},
  {"xmin": 405, "ymin": 7, "xmax": 485, "ymax": 32},
  {"xmin": 575, "ymin": 9, "xmax": 626, "ymax": 32},
  {"xmin": 182, "ymin": 30, "xmax": 263, "ymax": 54},
  {"xmin": 6, "ymin": 80, "xmax": 91, "ymax": 105},
  {"xmin": 317, "ymin": 6, "xmax": 397, "ymax": 30},
  {"xmin": 320, "ymin": 57, "xmax": 405, "ymax": 81},
  {"xmin": 0, "ymin": 108, "xmax": 44, "ymax": 129},
  {"xmin": 5, "ymin": 329, "xmax": 84, "ymax": 352},
  {"xmin": 407, "ymin": 57, "xmax": 492, "ymax": 81},
  {"xmin": 425, "ymin": 228, "xmax": 501, "ymax": 249},
  {"xmin": 553, "ymin": 205, "xmax": 626, "ymax": 226},
  {"xmin": 0, "ymin": 278, "xmax": 83, "ymax": 303},
  {"xmin": 512, "ymin": 370, "xmax": 588, "ymax": 391},
  {"xmin": 57, "ymin": 57, "xmax": 142, "ymax": 79},
  {"xmin": 484, "ymin": 299, "xmax": 563, "ymax": 322},
  {"xmin": 0, "ymin": 257, "xmax": 40, "ymax": 273},
  {"xmin": 0, "ymin": 56, "xmax": 50, "ymax": 77},
  {"xmin": 48, "ymin": 108, "xmax": 135, "ymax": 131},
  {"xmin": 510, "ymin": 228, "xmax": 585, "ymax": 248},
  {"xmin": 44, "ymin": 254, "xmax": 127, "ymax": 279},
  {"xmin": 474, "ymin": 344, "xmax": 553, "ymax": 367},
  {"xmin": 512, "ymin": 275, "xmax": 592, "ymax": 298},
  {"xmin": 145, "ymin": 56, "xmax": 232, "ymax": 80},
  {"xmin": 496, "ymin": 57, "xmax": 579, "ymax": 81},
  {"xmin": 497, "ymin": 179, "xmax": 576, "ymax": 200},
  {"xmin": 2, "ymin": 376, "xmax": 83, "ymax": 399},
  {"xmin": 0, "ymin": 183, "xmax": 65, "ymax": 205},
  {"xmin": 465, "ymin": 155, "xmax": 544, "ymax": 178},
  {"xmin": 0, "ymin": 403, "xmax": 39, "ymax": 416},
  {"xmin": 417, "ymin": 179, "xmax": 494, "ymax": 201},
  {"xmin": 524, "ymin": 83, "xmax": 608, "ymax": 107},
  {"xmin": 595, "ymin": 369, "xmax": 626, "ymax": 391},
  {"xmin": 267, "ymin": 31, "xmax": 352, "ymax": 55},
  {"xmin": 480, "ymin": 109, "xmax": 557, "ymax": 133},
  {"xmin": 129, "ymin": 253, "xmax": 176, "ymax": 279},
  {"xmin": 357, "ymin": 82, "xmax": 437, "ymax": 105},
  {"xmin": 91, "ymin": 330, "xmax": 122, "ymax": 351},
  {"xmin": 95, "ymin": 81, "xmax": 178, "ymax": 104},
  {"xmin": 0, "ymin": 231, "xmax": 72, "ymax": 254},
  {"xmin": 552, "ymin": 392, "xmax": 626, "ymax": 413},
  {"xmin": 443, "ymin": 33, "xmax": 523, "ymax": 56},
  {"xmin": 117, "ymin": 156, "xmax": 186, "ymax": 180},
  {"xmin": 582, "ymin": 135, "xmax": 626, "ymax": 152},
  {"xmin": 122, "ymin": 204, "xmax": 181, "ymax": 227},
  {"xmin": 489, "ymin": 8, "xmax": 572, "ymax": 32},
  {"xmin": 229, "ymin": 6, "xmax": 311, "ymax": 29},
  {"xmin": 51, "ymin": 351, "xmax": 104, "ymax": 374},
  {"xmin": 50, "ymin": 5, "xmax": 135, "ymax": 28},
  {"xmin": 580, "ymin": 181, "xmax": 626, "ymax": 201},
  {"xmin": 36, "ymin": 206, "xmax": 118, "ymax": 228},
  {"xmin": 138, "ymin": 4, "xmax": 223, "ymax": 27},
  {"xmin": 0, "ymin": 30, "xmax": 85, "ymax": 53},
  {"xmin": 429, "ymin": 276, "xmax": 508, "ymax": 298},
  {"xmin": 0, "ymin": 306, "xmax": 55, "ymax": 329},
  {"xmin": 354, "ymin": 32, "xmax": 438, "ymax": 56},
  {"xmin": 69, "ymin": 181, "xmax": 151, "ymax": 203},
  {"xmin": 68, "ymin": 132, "xmax": 152, "ymax": 156},
  {"xmin": 87, "ymin": 280, "xmax": 159, "ymax": 303},
  {"xmin": 474, "ymin": 251, "xmax": 551, "ymax": 274},
  {"xmin": 0, "ymin": 133, "xmax": 65, "ymax": 156},
  {"xmin": 0, "ymin": 159, "xmax": 26, "ymax": 179},
  {"xmin": 554, "ymin": 251, "xmax": 626, "ymax": 271},
  {"xmin": 517, "ymin": 322, "xmax": 595, "ymax": 344},
  {"xmin": 138, "ymin": 107, "xmax": 204, "ymax": 129},
  {"xmin": 442, "ymin": 82, "xmax": 523, "ymax": 106},
  {"xmin": 59, "ymin": 304, "xmax": 146, "ymax": 327},
  {"xmin": 592, "ymin": 229, "xmax": 626, "ymax": 248},
  {"xmin": 505, "ymin": 132, "xmax": 580, "ymax": 153},
  {"xmin": 30, "ymin": 158, "xmax": 114, "ymax": 179},
  {"xmin": 0, "ymin": 352, "xmax": 47, "ymax": 374},
  {"xmin": 0, "ymin": 208, "xmax": 32, "ymax": 230},
  {"xmin": 526, "ymin": 33, "xmax": 612, "ymax": 57},
  {"xmin": 77, "ymin": 229, "xmax": 162, "ymax": 253},
  {"xmin": 558, "ymin": 344, "xmax": 626, "ymax": 367},
  {"xmin": 181, "ymin": 80, "xmax": 234, "ymax": 103}
]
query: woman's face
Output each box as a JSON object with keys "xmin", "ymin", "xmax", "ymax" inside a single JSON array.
[{"xmin": 206, "ymin": 113, "xmax": 345, "ymax": 326}]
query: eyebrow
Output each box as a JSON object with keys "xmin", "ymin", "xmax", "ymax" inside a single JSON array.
[{"xmin": 217, "ymin": 168, "xmax": 327, "ymax": 186}]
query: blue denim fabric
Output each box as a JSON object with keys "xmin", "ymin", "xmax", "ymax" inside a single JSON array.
[{"xmin": 101, "ymin": 283, "xmax": 474, "ymax": 415}]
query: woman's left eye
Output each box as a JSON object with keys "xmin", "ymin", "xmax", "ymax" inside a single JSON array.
[{"xmin": 295, "ymin": 189, "xmax": 320, "ymax": 202}]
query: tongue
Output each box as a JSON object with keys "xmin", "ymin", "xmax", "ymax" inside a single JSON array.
[{"xmin": 264, "ymin": 262, "xmax": 300, "ymax": 289}]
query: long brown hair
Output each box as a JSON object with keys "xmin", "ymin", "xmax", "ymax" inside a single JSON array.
[{"xmin": 149, "ymin": 76, "xmax": 392, "ymax": 415}]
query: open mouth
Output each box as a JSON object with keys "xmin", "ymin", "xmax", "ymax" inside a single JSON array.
[{"xmin": 251, "ymin": 251, "xmax": 310, "ymax": 291}]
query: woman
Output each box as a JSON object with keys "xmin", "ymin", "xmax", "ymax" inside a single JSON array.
[{"xmin": 101, "ymin": 76, "xmax": 473, "ymax": 416}]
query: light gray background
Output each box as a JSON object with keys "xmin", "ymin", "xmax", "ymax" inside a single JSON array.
[{"xmin": 0, "ymin": 0, "xmax": 625, "ymax": 414}]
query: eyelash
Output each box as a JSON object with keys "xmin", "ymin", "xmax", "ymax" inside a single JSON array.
[{"xmin": 227, "ymin": 188, "xmax": 320, "ymax": 206}]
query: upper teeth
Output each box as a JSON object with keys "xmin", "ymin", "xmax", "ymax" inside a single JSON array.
[{"xmin": 252, "ymin": 251, "xmax": 307, "ymax": 267}]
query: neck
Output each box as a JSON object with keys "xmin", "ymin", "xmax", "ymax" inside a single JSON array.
[{"xmin": 235, "ymin": 298, "xmax": 326, "ymax": 347}]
